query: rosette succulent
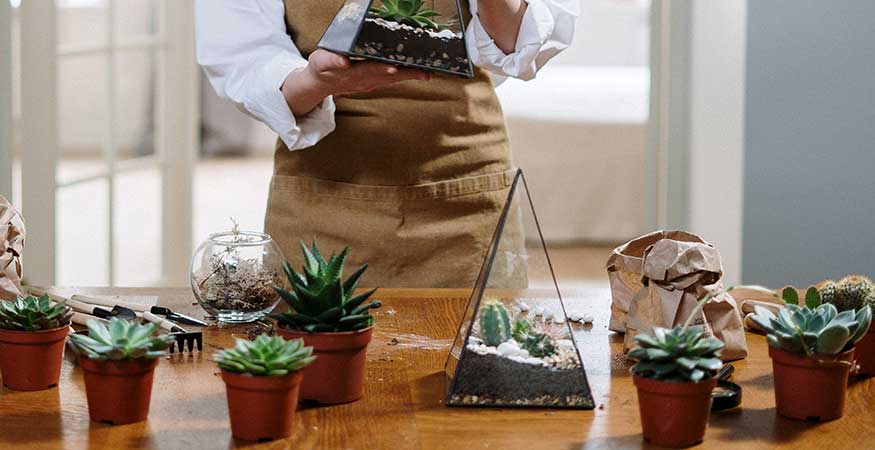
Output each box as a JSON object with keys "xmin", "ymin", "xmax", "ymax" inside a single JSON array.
[
  {"xmin": 273, "ymin": 242, "xmax": 381, "ymax": 333},
  {"xmin": 70, "ymin": 318, "xmax": 174, "ymax": 360},
  {"xmin": 214, "ymin": 335, "xmax": 316, "ymax": 376},
  {"xmin": 0, "ymin": 295, "xmax": 73, "ymax": 331},
  {"xmin": 368, "ymin": 0, "xmax": 442, "ymax": 30},
  {"xmin": 750, "ymin": 303, "xmax": 872, "ymax": 356},
  {"xmin": 629, "ymin": 326, "xmax": 724, "ymax": 382}
]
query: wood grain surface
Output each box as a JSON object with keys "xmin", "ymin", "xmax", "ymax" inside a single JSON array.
[{"xmin": 0, "ymin": 287, "xmax": 872, "ymax": 449}]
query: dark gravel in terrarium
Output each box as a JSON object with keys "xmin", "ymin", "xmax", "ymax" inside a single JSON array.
[
  {"xmin": 352, "ymin": 18, "xmax": 471, "ymax": 76},
  {"xmin": 449, "ymin": 349, "xmax": 594, "ymax": 409}
]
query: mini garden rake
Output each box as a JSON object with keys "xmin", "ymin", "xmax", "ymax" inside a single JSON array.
[{"xmin": 143, "ymin": 311, "xmax": 203, "ymax": 353}]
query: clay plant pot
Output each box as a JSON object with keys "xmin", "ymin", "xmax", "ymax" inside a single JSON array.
[
  {"xmin": 276, "ymin": 325, "xmax": 373, "ymax": 404},
  {"xmin": 0, "ymin": 326, "xmax": 69, "ymax": 391},
  {"xmin": 221, "ymin": 370, "xmax": 304, "ymax": 441},
  {"xmin": 78, "ymin": 357, "xmax": 159, "ymax": 425},
  {"xmin": 769, "ymin": 346, "xmax": 853, "ymax": 421},
  {"xmin": 852, "ymin": 328, "xmax": 875, "ymax": 376},
  {"xmin": 633, "ymin": 373, "xmax": 717, "ymax": 448}
]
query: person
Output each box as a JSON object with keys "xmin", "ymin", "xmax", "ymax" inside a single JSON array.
[{"xmin": 195, "ymin": 0, "xmax": 577, "ymax": 288}]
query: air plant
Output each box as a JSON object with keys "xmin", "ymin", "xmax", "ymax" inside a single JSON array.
[{"xmin": 368, "ymin": 0, "xmax": 443, "ymax": 30}]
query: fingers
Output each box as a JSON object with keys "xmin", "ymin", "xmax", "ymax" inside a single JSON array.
[{"xmin": 311, "ymin": 49, "xmax": 351, "ymax": 72}]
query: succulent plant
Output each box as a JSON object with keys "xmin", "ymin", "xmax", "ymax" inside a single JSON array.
[
  {"xmin": 750, "ymin": 303, "xmax": 872, "ymax": 356},
  {"xmin": 629, "ymin": 326, "xmax": 724, "ymax": 382},
  {"xmin": 816, "ymin": 275, "xmax": 875, "ymax": 312},
  {"xmin": 521, "ymin": 332, "xmax": 558, "ymax": 357},
  {"xmin": 69, "ymin": 318, "xmax": 174, "ymax": 360},
  {"xmin": 273, "ymin": 242, "xmax": 381, "ymax": 333},
  {"xmin": 779, "ymin": 285, "xmax": 823, "ymax": 309},
  {"xmin": 368, "ymin": 0, "xmax": 442, "ymax": 30},
  {"xmin": 479, "ymin": 301, "xmax": 512, "ymax": 346},
  {"xmin": 0, "ymin": 295, "xmax": 73, "ymax": 331},
  {"xmin": 214, "ymin": 335, "xmax": 316, "ymax": 376}
]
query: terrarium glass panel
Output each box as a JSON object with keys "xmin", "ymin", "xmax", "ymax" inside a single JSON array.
[
  {"xmin": 318, "ymin": 0, "xmax": 474, "ymax": 78},
  {"xmin": 445, "ymin": 170, "xmax": 595, "ymax": 409}
]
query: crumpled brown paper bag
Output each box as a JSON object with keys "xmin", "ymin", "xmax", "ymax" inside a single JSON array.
[
  {"xmin": 0, "ymin": 195, "xmax": 26, "ymax": 300},
  {"xmin": 606, "ymin": 230, "xmax": 748, "ymax": 361}
]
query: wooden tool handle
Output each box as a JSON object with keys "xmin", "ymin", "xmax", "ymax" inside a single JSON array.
[
  {"xmin": 71, "ymin": 294, "xmax": 147, "ymax": 314},
  {"xmin": 143, "ymin": 311, "xmax": 178, "ymax": 333},
  {"xmin": 71, "ymin": 312, "xmax": 108, "ymax": 327}
]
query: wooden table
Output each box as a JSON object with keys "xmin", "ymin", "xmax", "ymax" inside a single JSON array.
[{"xmin": 0, "ymin": 287, "xmax": 871, "ymax": 449}]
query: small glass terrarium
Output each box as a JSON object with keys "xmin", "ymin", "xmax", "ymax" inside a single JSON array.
[{"xmin": 190, "ymin": 230, "xmax": 287, "ymax": 324}]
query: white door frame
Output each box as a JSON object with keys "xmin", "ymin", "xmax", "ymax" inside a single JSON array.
[
  {"xmin": 19, "ymin": 0, "xmax": 197, "ymax": 287},
  {"xmin": 0, "ymin": 0, "xmax": 11, "ymax": 201},
  {"xmin": 20, "ymin": 0, "xmax": 58, "ymax": 285},
  {"xmin": 648, "ymin": 0, "xmax": 747, "ymax": 285}
]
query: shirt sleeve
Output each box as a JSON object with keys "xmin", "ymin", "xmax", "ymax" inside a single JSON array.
[
  {"xmin": 194, "ymin": 0, "xmax": 336, "ymax": 151},
  {"xmin": 466, "ymin": 0, "xmax": 579, "ymax": 81}
]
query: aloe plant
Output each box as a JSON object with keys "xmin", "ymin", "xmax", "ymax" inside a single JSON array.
[
  {"xmin": 273, "ymin": 242, "xmax": 381, "ymax": 333},
  {"xmin": 214, "ymin": 335, "xmax": 316, "ymax": 376},
  {"xmin": 0, "ymin": 295, "xmax": 72, "ymax": 331},
  {"xmin": 368, "ymin": 0, "xmax": 442, "ymax": 30},
  {"xmin": 751, "ymin": 303, "xmax": 872, "ymax": 356},
  {"xmin": 69, "ymin": 318, "xmax": 174, "ymax": 360}
]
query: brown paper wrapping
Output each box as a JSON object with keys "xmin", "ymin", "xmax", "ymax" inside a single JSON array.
[
  {"xmin": 606, "ymin": 230, "xmax": 748, "ymax": 361},
  {"xmin": 0, "ymin": 195, "xmax": 26, "ymax": 300}
]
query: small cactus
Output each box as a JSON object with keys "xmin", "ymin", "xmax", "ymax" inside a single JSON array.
[
  {"xmin": 521, "ymin": 332, "xmax": 558, "ymax": 357},
  {"xmin": 479, "ymin": 301, "xmax": 512, "ymax": 346},
  {"xmin": 819, "ymin": 275, "xmax": 875, "ymax": 312}
]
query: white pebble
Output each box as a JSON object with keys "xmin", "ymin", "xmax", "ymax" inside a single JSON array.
[
  {"xmin": 552, "ymin": 314, "xmax": 566, "ymax": 324},
  {"xmin": 533, "ymin": 306, "xmax": 545, "ymax": 317},
  {"xmin": 517, "ymin": 300, "xmax": 530, "ymax": 312},
  {"xmin": 583, "ymin": 313, "xmax": 595, "ymax": 324}
]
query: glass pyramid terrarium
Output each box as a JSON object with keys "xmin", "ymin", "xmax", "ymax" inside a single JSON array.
[
  {"xmin": 318, "ymin": 0, "xmax": 474, "ymax": 78},
  {"xmin": 445, "ymin": 169, "xmax": 595, "ymax": 409}
]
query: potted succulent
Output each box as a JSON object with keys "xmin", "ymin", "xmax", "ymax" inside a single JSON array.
[
  {"xmin": 751, "ymin": 301, "xmax": 872, "ymax": 421},
  {"xmin": 0, "ymin": 295, "xmax": 73, "ymax": 391},
  {"xmin": 814, "ymin": 275, "xmax": 875, "ymax": 375},
  {"xmin": 69, "ymin": 318, "xmax": 174, "ymax": 424},
  {"xmin": 215, "ymin": 335, "xmax": 316, "ymax": 441},
  {"xmin": 628, "ymin": 320, "xmax": 724, "ymax": 448},
  {"xmin": 273, "ymin": 242, "xmax": 382, "ymax": 404}
]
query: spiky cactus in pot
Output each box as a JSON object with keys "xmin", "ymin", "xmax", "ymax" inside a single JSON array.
[
  {"xmin": 479, "ymin": 301, "xmax": 512, "ymax": 346},
  {"xmin": 273, "ymin": 242, "xmax": 381, "ymax": 333},
  {"xmin": 817, "ymin": 275, "xmax": 875, "ymax": 312}
]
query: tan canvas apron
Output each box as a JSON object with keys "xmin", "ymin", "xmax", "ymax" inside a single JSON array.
[{"xmin": 266, "ymin": 0, "xmax": 515, "ymax": 288}]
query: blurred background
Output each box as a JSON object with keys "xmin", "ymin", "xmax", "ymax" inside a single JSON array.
[{"xmin": 2, "ymin": 0, "xmax": 873, "ymax": 291}]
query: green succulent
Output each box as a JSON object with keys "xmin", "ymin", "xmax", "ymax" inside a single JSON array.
[
  {"xmin": 779, "ymin": 285, "xmax": 823, "ymax": 309},
  {"xmin": 273, "ymin": 242, "xmax": 381, "ymax": 333},
  {"xmin": 521, "ymin": 332, "xmax": 558, "ymax": 358},
  {"xmin": 817, "ymin": 275, "xmax": 875, "ymax": 312},
  {"xmin": 368, "ymin": 0, "xmax": 442, "ymax": 30},
  {"xmin": 629, "ymin": 326, "xmax": 724, "ymax": 382},
  {"xmin": 69, "ymin": 318, "xmax": 174, "ymax": 361},
  {"xmin": 214, "ymin": 335, "xmax": 316, "ymax": 376},
  {"xmin": 479, "ymin": 301, "xmax": 512, "ymax": 346},
  {"xmin": 751, "ymin": 303, "xmax": 872, "ymax": 356},
  {"xmin": 0, "ymin": 295, "xmax": 73, "ymax": 331}
]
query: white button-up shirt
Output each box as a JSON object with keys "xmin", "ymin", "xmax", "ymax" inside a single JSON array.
[{"xmin": 195, "ymin": 0, "xmax": 578, "ymax": 151}]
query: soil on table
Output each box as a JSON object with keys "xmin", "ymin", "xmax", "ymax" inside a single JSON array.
[
  {"xmin": 448, "ymin": 349, "xmax": 595, "ymax": 408},
  {"xmin": 352, "ymin": 18, "xmax": 472, "ymax": 77}
]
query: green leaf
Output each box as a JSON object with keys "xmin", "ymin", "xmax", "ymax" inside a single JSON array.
[
  {"xmin": 815, "ymin": 324, "xmax": 851, "ymax": 354},
  {"xmin": 781, "ymin": 286, "xmax": 799, "ymax": 305},
  {"xmin": 805, "ymin": 286, "xmax": 822, "ymax": 309}
]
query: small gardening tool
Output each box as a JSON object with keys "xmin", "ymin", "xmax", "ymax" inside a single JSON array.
[
  {"xmin": 146, "ymin": 306, "xmax": 208, "ymax": 327},
  {"xmin": 143, "ymin": 311, "xmax": 203, "ymax": 353},
  {"xmin": 65, "ymin": 297, "xmax": 138, "ymax": 321}
]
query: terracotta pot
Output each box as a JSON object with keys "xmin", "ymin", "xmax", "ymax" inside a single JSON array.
[
  {"xmin": 769, "ymin": 346, "xmax": 853, "ymax": 421},
  {"xmin": 853, "ymin": 328, "xmax": 875, "ymax": 376},
  {"xmin": 221, "ymin": 370, "xmax": 304, "ymax": 441},
  {"xmin": 276, "ymin": 325, "xmax": 373, "ymax": 404},
  {"xmin": 0, "ymin": 326, "xmax": 68, "ymax": 391},
  {"xmin": 633, "ymin": 373, "xmax": 717, "ymax": 448},
  {"xmin": 78, "ymin": 357, "xmax": 159, "ymax": 425}
]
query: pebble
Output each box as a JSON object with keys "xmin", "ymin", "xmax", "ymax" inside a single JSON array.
[
  {"xmin": 569, "ymin": 312, "xmax": 595, "ymax": 324},
  {"xmin": 517, "ymin": 300, "xmax": 530, "ymax": 312},
  {"xmin": 532, "ymin": 306, "xmax": 545, "ymax": 317}
]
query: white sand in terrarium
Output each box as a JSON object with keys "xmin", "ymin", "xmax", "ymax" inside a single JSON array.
[{"xmin": 368, "ymin": 18, "xmax": 461, "ymax": 40}]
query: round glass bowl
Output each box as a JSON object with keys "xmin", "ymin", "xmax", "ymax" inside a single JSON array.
[{"xmin": 190, "ymin": 231, "xmax": 287, "ymax": 324}]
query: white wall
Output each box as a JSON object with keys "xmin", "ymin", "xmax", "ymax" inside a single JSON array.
[
  {"xmin": 1, "ymin": 1, "xmax": 11, "ymax": 200},
  {"xmin": 686, "ymin": 1, "xmax": 747, "ymax": 285}
]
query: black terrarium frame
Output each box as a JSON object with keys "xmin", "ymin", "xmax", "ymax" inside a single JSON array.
[
  {"xmin": 318, "ymin": 0, "xmax": 475, "ymax": 78},
  {"xmin": 444, "ymin": 169, "xmax": 596, "ymax": 409}
]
